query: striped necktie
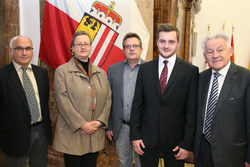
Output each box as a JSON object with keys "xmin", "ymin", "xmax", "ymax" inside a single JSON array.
[
  {"xmin": 21, "ymin": 67, "xmax": 40, "ymax": 123},
  {"xmin": 204, "ymin": 72, "xmax": 220, "ymax": 143},
  {"xmin": 160, "ymin": 60, "xmax": 168, "ymax": 95}
]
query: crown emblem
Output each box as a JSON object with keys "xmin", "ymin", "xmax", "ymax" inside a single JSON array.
[{"xmin": 90, "ymin": 1, "xmax": 122, "ymax": 30}]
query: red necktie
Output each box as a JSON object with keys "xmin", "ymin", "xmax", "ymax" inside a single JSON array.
[{"xmin": 160, "ymin": 60, "xmax": 168, "ymax": 95}]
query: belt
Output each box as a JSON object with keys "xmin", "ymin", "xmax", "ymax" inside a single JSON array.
[
  {"xmin": 31, "ymin": 121, "xmax": 43, "ymax": 127},
  {"xmin": 122, "ymin": 119, "xmax": 130, "ymax": 126}
]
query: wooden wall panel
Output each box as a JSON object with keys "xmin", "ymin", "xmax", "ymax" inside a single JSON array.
[{"xmin": 0, "ymin": 0, "xmax": 19, "ymax": 67}]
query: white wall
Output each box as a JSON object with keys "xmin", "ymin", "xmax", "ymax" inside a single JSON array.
[
  {"xmin": 19, "ymin": 0, "xmax": 40, "ymax": 65},
  {"xmin": 192, "ymin": 0, "xmax": 250, "ymax": 71}
]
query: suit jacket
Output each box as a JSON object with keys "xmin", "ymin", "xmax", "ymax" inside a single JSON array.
[
  {"xmin": 0, "ymin": 62, "xmax": 51, "ymax": 157},
  {"xmin": 194, "ymin": 62, "xmax": 250, "ymax": 167},
  {"xmin": 130, "ymin": 57, "xmax": 198, "ymax": 153},
  {"xmin": 107, "ymin": 59, "xmax": 146, "ymax": 140}
]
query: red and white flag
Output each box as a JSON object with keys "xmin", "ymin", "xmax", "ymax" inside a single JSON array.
[{"xmin": 39, "ymin": 0, "xmax": 150, "ymax": 71}]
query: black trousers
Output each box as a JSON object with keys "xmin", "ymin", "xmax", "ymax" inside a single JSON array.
[
  {"xmin": 140, "ymin": 144, "xmax": 184, "ymax": 167},
  {"xmin": 3, "ymin": 122, "xmax": 48, "ymax": 167},
  {"xmin": 196, "ymin": 135, "xmax": 214, "ymax": 167},
  {"xmin": 64, "ymin": 152, "xmax": 99, "ymax": 167}
]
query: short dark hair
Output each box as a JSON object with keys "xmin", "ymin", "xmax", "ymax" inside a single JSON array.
[
  {"xmin": 122, "ymin": 32, "xmax": 142, "ymax": 48},
  {"xmin": 71, "ymin": 31, "xmax": 91, "ymax": 47},
  {"xmin": 156, "ymin": 23, "xmax": 180, "ymax": 42}
]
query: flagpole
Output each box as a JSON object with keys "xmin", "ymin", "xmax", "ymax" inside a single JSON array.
[
  {"xmin": 38, "ymin": 58, "xmax": 41, "ymax": 66},
  {"xmin": 223, "ymin": 22, "xmax": 225, "ymax": 32},
  {"xmin": 208, "ymin": 22, "xmax": 211, "ymax": 35},
  {"xmin": 231, "ymin": 24, "xmax": 235, "ymax": 63}
]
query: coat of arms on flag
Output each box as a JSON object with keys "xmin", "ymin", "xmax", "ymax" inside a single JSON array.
[
  {"xmin": 39, "ymin": 0, "xmax": 150, "ymax": 71},
  {"xmin": 73, "ymin": 1, "xmax": 122, "ymax": 69}
]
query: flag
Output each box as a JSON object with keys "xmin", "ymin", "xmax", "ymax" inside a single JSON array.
[
  {"xmin": 39, "ymin": 0, "xmax": 150, "ymax": 71},
  {"xmin": 231, "ymin": 34, "xmax": 235, "ymax": 63}
]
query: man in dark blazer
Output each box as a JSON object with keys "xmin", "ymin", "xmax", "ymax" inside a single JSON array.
[
  {"xmin": 130, "ymin": 23, "xmax": 198, "ymax": 167},
  {"xmin": 194, "ymin": 34, "xmax": 250, "ymax": 167},
  {"xmin": 0, "ymin": 35, "xmax": 51, "ymax": 167},
  {"xmin": 106, "ymin": 32, "xmax": 145, "ymax": 167}
]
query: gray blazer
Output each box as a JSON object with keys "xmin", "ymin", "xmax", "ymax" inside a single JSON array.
[
  {"xmin": 107, "ymin": 59, "xmax": 146, "ymax": 140},
  {"xmin": 194, "ymin": 62, "xmax": 250, "ymax": 166}
]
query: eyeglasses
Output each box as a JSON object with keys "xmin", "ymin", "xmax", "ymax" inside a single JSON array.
[
  {"xmin": 12, "ymin": 46, "xmax": 33, "ymax": 52},
  {"xmin": 124, "ymin": 44, "xmax": 140, "ymax": 49},
  {"xmin": 74, "ymin": 43, "xmax": 91, "ymax": 48}
]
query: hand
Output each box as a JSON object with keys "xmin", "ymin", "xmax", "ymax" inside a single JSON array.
[
  {"xmin": 80, "ymin": 122, "xmax": 98, "ymax": 135},
  {"xmin": 89, "ymin": 120, "xmax": 102, "ymax": 128},
  {"xmin": 245, "ymin": 162, "xmax": 250, "ymax": 167},
  {"xmin": 106, "ymin": 130, "xmax": 113, "ymax": 141},
  {"xmin": 173, "ymin": 146, "xmax": 189, "ymax": 160},
  {"xmin": 132, "ymin": 140, "xmax": 145, "ymax": 155}
]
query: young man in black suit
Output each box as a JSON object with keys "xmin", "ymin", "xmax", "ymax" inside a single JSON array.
[
  {"xmin": 130, "ymin": 23, "xmax": 198, "ymax": 167},
  {"xmin": 0, "ymin": 35, "xmax": 51, "ymax": 167},
  {"xmin": 194, "ymin": 34, "xmax": 250, "ymax": 167}
]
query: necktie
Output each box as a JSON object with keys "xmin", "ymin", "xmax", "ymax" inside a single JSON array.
[
  {"xmin": 160, "ymin": 60, "xmax": 168, "ymax": 95},
  {"xmin": 21, "ymin": 67, "xmax": 40, "ymax": 123},
  {"xmin": 204, "ymin": 72, "xmax": 220, "ymax": 143}
]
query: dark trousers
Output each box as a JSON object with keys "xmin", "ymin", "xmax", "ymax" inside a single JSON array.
[
  {"xmin": 140, "ymin": 144, "xmax": 184, "ymax": 167},
  {"xmin": 64, "ymin": 152, "xmax": 99, "ymax": 167},
  {"xmin": 3, "ymin": 122, "xmax": 48, "ymax": 167},
  {"xmin": 196, "ymin": 135, "xmax": 214, "ymax": 167}
]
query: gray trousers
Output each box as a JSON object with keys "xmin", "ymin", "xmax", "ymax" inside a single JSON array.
[
  {"xmin": 4, "ymin": 122, "xmax": 48, "ymax": 167},
  {"xmin": 116, "ymin": 123, "xmax": 141, "ymax": 167}
]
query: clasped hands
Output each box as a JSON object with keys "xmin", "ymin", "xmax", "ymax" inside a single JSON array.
[
  {"xmin": 132, "ymin": 140, "xmax": 189, "ymax": 160},
  {"xmin": 80, "ymin": 121, "xmax": 101, "ymax": 135}
]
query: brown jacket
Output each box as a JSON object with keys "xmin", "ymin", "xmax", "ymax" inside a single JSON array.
[{"xmin": 53, "ymin": 58, "xmax": 111, "ymax": 155}]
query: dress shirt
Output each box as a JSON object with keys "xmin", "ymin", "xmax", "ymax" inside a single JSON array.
[
  {"xmin": 13, "ymin": 61, "xmax": 42, "ymax": 123},
  {"xmin": 202, "ymin": 61, "xmax": 231, "ymax": 133},
  {"xmin": 123, "ymin": 59, "xmax": 141, "ymax": 121},
  {"xmin": 158, "ymin": 54, "xmax": 176, "ymax": 82}
]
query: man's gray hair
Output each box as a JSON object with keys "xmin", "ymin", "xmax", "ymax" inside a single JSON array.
[
  {"xmin": 202, "ymin": 33, "xmax": 230, "ymax": 53},
  {"xmin": 9, "ymin": 35, "xmax": 33, "ymax": 48},
  {"xmin": 9, "ymin": 36, "xmax": 18, "ymax": 48}
]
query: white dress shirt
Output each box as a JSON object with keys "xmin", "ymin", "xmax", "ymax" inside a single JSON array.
[{"xmin": 158, "ymin": 54, "xmax": 177, "ymax": 83}]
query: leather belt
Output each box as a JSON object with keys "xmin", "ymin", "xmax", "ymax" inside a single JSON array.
[
  {"xmin": 31, "ymin": 121, "xmax": 43, "ymax": 127},
  {"xmin": 122, "ymin": 119, "xmax": 130, "ymax": 126}
]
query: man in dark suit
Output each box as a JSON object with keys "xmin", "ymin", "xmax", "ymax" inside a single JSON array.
[
  {"xmin": 106, "ymin": 32, "xmax": 145, "ymax": 167},
  {"xmin": 130, "ymin": 23, "xmax": 198, "ymax": 167},
  {"xmin": 0, "ymin": 35, "xmax": 51, "ymax": 167},
  {"xmin": 194, "ymin": 34, "xmax": 250, "ymax": 167}
]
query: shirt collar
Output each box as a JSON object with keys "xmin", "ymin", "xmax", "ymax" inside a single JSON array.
[
  {"xmin": 124, "ymin": 59, "xmax": 142, "ymax": 66},
  {"xmin": 159, "ymin": 54, "xmax": 177, "ymax": 66},
  {"xmin": 12, "ymin": 60, "xmax": 32, "ymax": 72},
  {"xmin": 212, "ymin": 61, "xmax": 231, "ymax": 77}
]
